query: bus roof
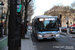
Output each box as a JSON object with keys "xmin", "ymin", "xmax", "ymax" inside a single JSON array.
[{"xmin": 33, "ymin": 15, "xmax": 58, "ymax": 19}]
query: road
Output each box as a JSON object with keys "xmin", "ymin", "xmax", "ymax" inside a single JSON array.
[{"xmin": 31, "ymin": 33, "xmax": 75, "ymax": 50}]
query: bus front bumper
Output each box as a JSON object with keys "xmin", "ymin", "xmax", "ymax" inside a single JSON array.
[{"xmin": 37, "ymin": 34, "xmax": 60, "ymax": 40}]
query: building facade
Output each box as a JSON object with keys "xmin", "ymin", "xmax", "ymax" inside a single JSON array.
[{"xmin": 44, "ymin": 5, "xmax": 75, "ymax": 27}]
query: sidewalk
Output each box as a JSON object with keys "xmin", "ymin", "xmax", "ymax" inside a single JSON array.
[
  {"xmin": 0, "ymin": 35, "xmax": 8, "ymax": 50},
  {"xmin": 0, "ymin": 35, "xmax": 6, "ymax": 40},
  {"xmin": 3, "ymin": 33, "xmax": 36, "ymax": 50},
  {"xmin": 21, "ymin": 38, "xmax": 35, "ymax": 50},
  {"xmin": 61, "ymin": 32, "xmax": 75, "ymax": 38},
  {"xmin": 21, "ymin": 33, "xmax": 35, "ymax": 50}
]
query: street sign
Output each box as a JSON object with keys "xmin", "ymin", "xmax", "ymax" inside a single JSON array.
[{"xmin": 17, "ymin": 4, "xmax": 22, "ymax": 12}]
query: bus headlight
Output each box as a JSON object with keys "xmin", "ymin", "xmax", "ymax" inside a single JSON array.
[
  {"xmin": 56, "ymin": 34, "xmax": 59, "ymax": 37},
  {"xmin": 38, "ymin": 34, "xmax": 42, "ymax": 37}
]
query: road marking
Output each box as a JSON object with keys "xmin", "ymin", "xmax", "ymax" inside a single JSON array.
[{"xmin": 0, "ymin": 36, "xmax": 7, "ymax": 42}]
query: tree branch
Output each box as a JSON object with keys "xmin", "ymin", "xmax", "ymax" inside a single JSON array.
[
  {"xmin": 28, "ymin": 0, "xmax": 31, "ymax": 4},
  {"xmin": 24, "ymin": 0, "xmax": 31, "ymax": 7}
]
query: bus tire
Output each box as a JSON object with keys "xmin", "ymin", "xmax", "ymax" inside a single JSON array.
[
  {"xmin": 36, "ymin": 35, "xmax": 43, "ymax": 41},
  {"xmin": 52, "ymin": 38, "xmax": 56, "ymax": 40},
  {"xmin": 37, "ymin": 37, "xmax": 42, "ymax": 41}
]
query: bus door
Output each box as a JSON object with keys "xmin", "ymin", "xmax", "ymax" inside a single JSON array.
[{"xmin": 34, "ymin": 21, "xmax": 38, "ymax": 36}]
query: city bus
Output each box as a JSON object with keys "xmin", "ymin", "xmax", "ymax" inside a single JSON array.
[{"xmin": 32, "ymin": 15, "xmax": 61, "ymax": 40}]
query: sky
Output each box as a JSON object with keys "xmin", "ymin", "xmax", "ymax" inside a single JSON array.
[{"xmin": 31, "ymin": 0, "xmax": 75, "ymax": 20}]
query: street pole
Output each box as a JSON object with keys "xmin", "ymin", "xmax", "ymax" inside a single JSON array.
[
  {"xmin": 73, "ymin": 18, "xmax": 75, "ymax": 25},
  {"xmin": 0, "ymin": 2, "xmax": 4, "ymax": 37},
  {"xmin": 66, "ymin": 17, "xmax": 69, "ymax": 34},
  {"xmin": 8, "ymin": 0, "xmax": 17, "ymax": 50},
  {"xmin": 0, "ymin": 7, "xmax": 3, "ymax": 37},
  {"xmin": 8, "ymin": 0, "xmax": 21, "ymax": 50},
  {"xmin": 59, "ymin": 14, "xmax": 62, "ymax": 34}
]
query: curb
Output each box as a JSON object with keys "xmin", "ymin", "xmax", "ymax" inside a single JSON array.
[
  {"xmin": 0, "ymin": 36, "xmax": 7, "ymax": 42},
  {"xmin": 72, "ymin": 36, "xmax": 75, "ymax": 38},
  {"xmin": 61, "ymin": 32, "xmax": 75, "ymax": 38},
  {"xmin": 60, "ymin": 33, "xmax": 66, "ymax": 36}
]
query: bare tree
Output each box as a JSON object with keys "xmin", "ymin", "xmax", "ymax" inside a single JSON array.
[
  {"xmin": 23, "ymin": 0, "xmax": 31, "ymax": 38},
  {"xmin": 28, "ymin": 3, "xmax": 34, "ymax": 16},
  {"xmin": 70, "ymin": 1, "xmax": 75, "ymax": 9},
  {"xmin": 28, "ymin": 2, "xmax": 34, "ymax": 24},
  {"xmin": 4, "ymin": 7, "xmax": 9, "ymax": 35}
]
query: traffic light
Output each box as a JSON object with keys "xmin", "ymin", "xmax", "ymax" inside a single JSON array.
[
  {"xmin": 27, "ymin": 21, "xmax": 29, "ymax": 25},
  {"xmin": 66, "ymin": 22, "xmax": 68, "ymax": 24},
  {"xmin": 0, "ymin": 2, "xmax": 4, "ymax": 5},
  {"xmin": 60, "ymin": 14, "xmax": 62, "ymax": 19}
]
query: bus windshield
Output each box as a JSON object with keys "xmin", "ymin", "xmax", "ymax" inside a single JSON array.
[{"xmin": 38, "ymin": 20, "xmax": 59, "ymax": 31}]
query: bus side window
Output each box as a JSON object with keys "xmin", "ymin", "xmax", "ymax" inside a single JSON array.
[{"xmin": 34, "ymin": 21, "xmax": 38, "ymax": 30}]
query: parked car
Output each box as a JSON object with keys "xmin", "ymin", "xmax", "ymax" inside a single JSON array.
[
  {"xmin": 61, "ymin": 27, "xmax": 67, "ymax": 32},
  {"xmin": 69, "ymin": 27, "xmax": 75, "ymax": 33}
]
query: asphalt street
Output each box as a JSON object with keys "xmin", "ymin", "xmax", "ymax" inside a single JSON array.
[{"xmin": 31, "ymin": 33, "xmax": 75, "ymax": 50}]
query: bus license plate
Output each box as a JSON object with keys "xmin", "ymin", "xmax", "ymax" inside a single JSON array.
[{"xmin": 44, "ymin": 34, "xmax": 52, "ymax": 37}]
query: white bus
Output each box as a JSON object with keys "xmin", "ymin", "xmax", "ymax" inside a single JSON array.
[{"xmin": 32, "ymin": 15, "xmax": 61, "ymax": 40}]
